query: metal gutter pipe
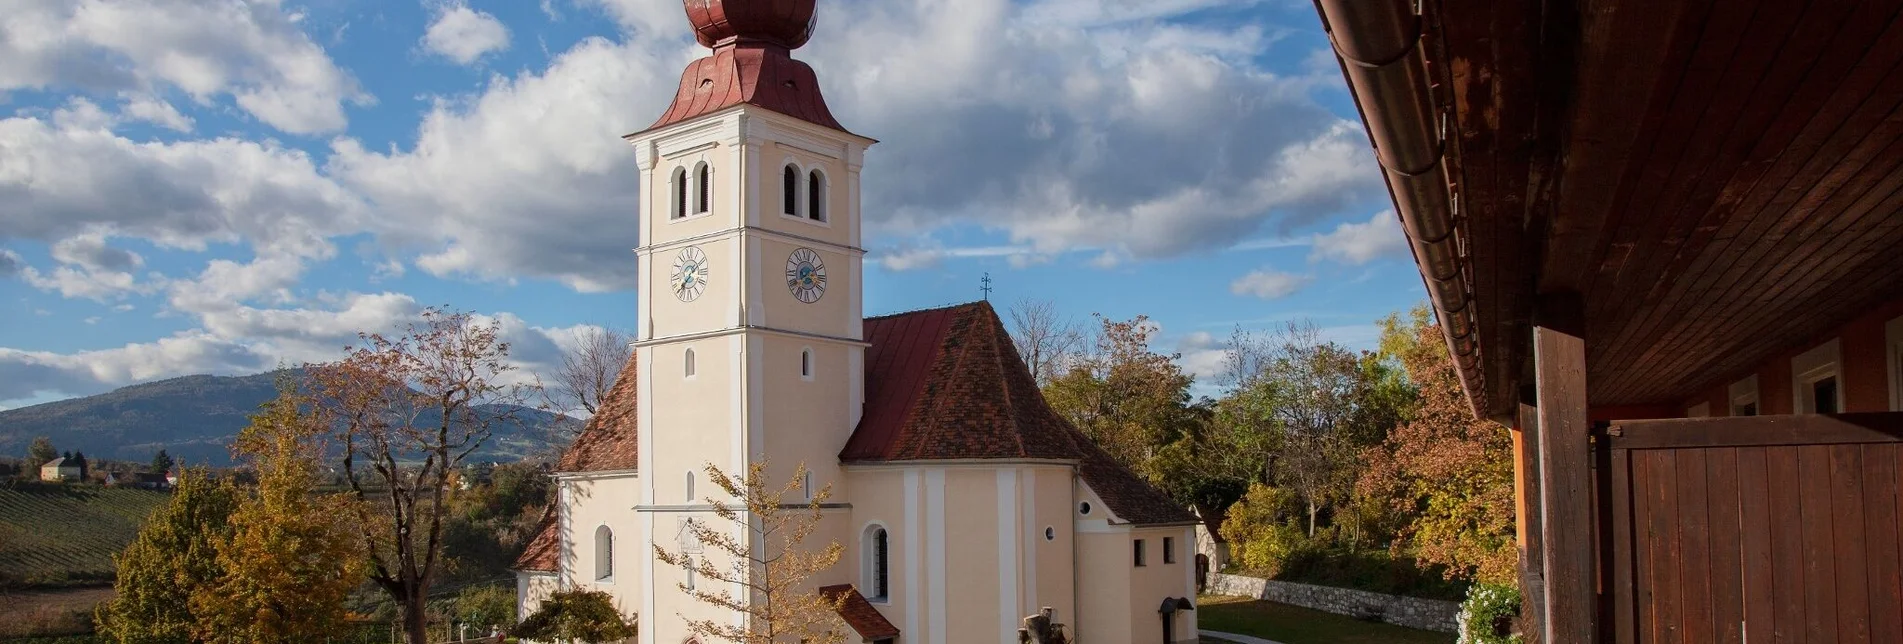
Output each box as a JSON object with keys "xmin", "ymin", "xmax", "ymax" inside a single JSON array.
[{"xmin": 1314, "ymin": 0, "xmax": 1486, "ymax": 409}]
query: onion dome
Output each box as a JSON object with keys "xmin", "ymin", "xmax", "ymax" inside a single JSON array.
[{"xmin": 684, "ymin": 0, "xmax": 818, "ymax": 50}]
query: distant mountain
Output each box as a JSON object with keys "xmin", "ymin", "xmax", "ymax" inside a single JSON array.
[{"xmin": 0, "ymin": 371, "xmax": 580, "ymax": 466}]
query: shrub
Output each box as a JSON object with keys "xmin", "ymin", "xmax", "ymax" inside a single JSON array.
[
  {"xmin": 1456, "ymin": 582, "xmax": 1522, "ymax": 644},
  {"xmin": 512, "ymin": 589, "xmax": 634, "ymax": 643},
  {"xmin": 455, "ymin": 584, "xmax": 517, "ymax": 632}
]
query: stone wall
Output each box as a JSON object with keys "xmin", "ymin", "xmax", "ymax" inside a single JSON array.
[{"xmin": 1206, "ymin": 572, "xmax": 1460, "ymax": 634}]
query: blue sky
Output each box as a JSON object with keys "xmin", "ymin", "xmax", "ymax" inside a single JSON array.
[{"xmin": 0, "ymin": 0, "xmax": 1427, "ymax": 410}]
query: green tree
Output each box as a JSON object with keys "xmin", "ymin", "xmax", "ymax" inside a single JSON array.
[
  {"xmin": 1043, "ymin": 314, "xmax": 1200, "ymax": 482},
  {"xmin": 27, "ymin": 436, "xmax": 56, "ymax": 472},
  {"xmin": 454, "ymin": 585, "xmax": 518, "ymax": 632},
  {"xmin": 1357, "ymin": 306, "xmax": 1517, "ymax": 585},
  {"xmin": 149, "ymin": 449, "xmax": 174, "ymax": 475},
  {"xmin": 190, "ymin": 383, "xmax": 368, "ymax": 644},
  {"xmin": 513, "ymin": 589, "xmax": 636, "ymax": 643},
  {"xmin": 96, "ymin": 468, "xmax": 241, "ymax": 644}
]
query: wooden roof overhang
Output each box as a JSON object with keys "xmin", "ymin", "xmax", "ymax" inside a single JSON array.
[{"xmin": 1317, "ymin": 0, "xmax": 1903, "ymax": 421}]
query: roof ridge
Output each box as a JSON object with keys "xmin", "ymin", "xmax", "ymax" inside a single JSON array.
[{"xmin": 863, "ymin": 300, "xmax": 985, "ymax": 322}]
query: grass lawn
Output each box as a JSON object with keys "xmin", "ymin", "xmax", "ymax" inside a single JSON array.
[{"xmin": 1197, "ymin": 595, "xmax": 1454, "ymax": 644}]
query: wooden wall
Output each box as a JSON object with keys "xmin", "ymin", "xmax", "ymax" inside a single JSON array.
[{"xmin": 1674, "ymin": 297, "xmax": 1903, "ymax": 418}]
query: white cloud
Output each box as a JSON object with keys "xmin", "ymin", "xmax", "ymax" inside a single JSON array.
[
  {"xmin": 423, "ymin": 4, "xmax": 511, "ymax": 65},
  {"xmin": 1310, "ymin": 210, "xmax": 1407, "ymax": 265},
  {"xmin": 17, "ymin": 231, "xmax": 155, "ymax": 301},
  {"xmin": 0, "ymin": 0, "xmax": 369, "ymax": 134},
  {"xmin": 1229, "ymin": 269, "xmax": 1310, "ymax": 300},
  {"xmin": 120, "ymin": 94, "xmax": 194, "ymax": 132}
]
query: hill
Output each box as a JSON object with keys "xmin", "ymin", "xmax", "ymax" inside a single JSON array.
[
  {"xmin": 0, "ymin": 371, "xmax": 579, "ymax": 466},
  {"xmin": 0, "ymin": 484, "xmax": 171, "ymax": 588}
]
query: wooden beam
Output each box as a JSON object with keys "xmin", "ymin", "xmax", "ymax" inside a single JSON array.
[
  {"xmin": 1605, "ymin": 412, "xmax": 1903, "ymax": 449},
  {"xmin": 1535, "ymin": 293, "xmax": 1595, "ymax": 643}
]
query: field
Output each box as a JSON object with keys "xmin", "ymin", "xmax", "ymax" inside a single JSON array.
[{"xmin": 0, "ymin": 484, "xmax": 170, "ymax": 588}]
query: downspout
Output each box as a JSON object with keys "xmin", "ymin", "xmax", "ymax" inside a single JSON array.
[{"xmin": 1313, "ymin": 0, "xmax": 1485, "ymax": 413}]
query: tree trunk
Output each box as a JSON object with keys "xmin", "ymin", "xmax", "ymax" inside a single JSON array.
[
  {"xmin": 1307, "ymin": 500, "xmax": 1318, "ymax": 537},
  {"xmin": 403, "ymin": 589, "xmax": 430, "ymax": 644}
]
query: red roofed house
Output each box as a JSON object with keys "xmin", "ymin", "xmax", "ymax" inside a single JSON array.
[{"xmin": 511, "ymin": 2, "xmax": 1200, "ymax": 642}]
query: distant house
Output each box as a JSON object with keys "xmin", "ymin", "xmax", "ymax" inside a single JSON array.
[{"xmin": 40, "ymin": 457, "xmax": 82, "ymax": 482}]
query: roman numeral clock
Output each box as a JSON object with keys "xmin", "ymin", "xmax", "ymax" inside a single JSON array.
[
  {"xmin": 785, "ymin": 247, "xmax": 826, "ymax": 303},
  {"xmin": 670, "ymin": 246, "xmax": 709, "ymax": 302}
]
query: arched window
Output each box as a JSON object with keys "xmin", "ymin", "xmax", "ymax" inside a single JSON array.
[
  {"xmin": 685, "ymin": 471, "xmax": 696, "ymax": 503},
  {"xmin": 684, "ymin": 347, "xmax": 696, "ymax": 378},
  {"xmin": 807, "ymin": 170, "xmax": 825, "ymax": 221},
  {"xmin": 674, "ymin": 167, "xmax": 691, "ymax": 219},
  {"xmin": 782, "ymin": 164, "xmax": 800, "ymax": 217},
  {"xmin": 863, "ymin": 525, "xmax": 890, "ymax": 602},
  {"xmin": 800, "ymin": 348, "xmax": 813, "ymax": 380},
  {"xmin": 694, "ymin": 162, "xmax": 711, "ymax": 214},
  {"xmin": 594, "ymin": 525, "xmax": 614, "ymax": 581}
]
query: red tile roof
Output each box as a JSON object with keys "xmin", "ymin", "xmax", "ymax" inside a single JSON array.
[
  {"xmin": 643, "ymin": 45, "xmax": 849, "ymax": 135},
  {"xmin": 512, "ymin": 510, "xmax": 560, "ymax": 572},
  {"xmin": 819, "ymin": 584, "xmax": 900, "ymax": 640},
  {"xmin": 556, "ymin": 354, "xmax": 640, "ymax": 473},
  {"xmin": 843, "ymin": 301, "xmax": 1196, "ymax": 525}
]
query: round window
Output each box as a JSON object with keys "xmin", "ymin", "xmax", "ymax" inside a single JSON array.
[
  {"xmin": 1044, "ymin": 527, "xmax": 1055, "ymax": 541},
  {"xmin": 1078, "ymin": 501, "xmax": 1092, "ymax": 515}
]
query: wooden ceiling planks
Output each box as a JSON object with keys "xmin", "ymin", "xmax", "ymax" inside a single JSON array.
[
  {"xmin": 1435, "ymin": 0, "xmax": 1543, "ymax": 418},
  {"xmin": 1591, "ymin": 19, "xmax": 1903, "ymax": 405},
  {"xmin": 1586, "ymin": 0, "xmax": 1881, "ymax": 388}
]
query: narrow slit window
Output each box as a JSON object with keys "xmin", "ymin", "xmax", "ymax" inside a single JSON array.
[
  {"xmin": 694, "ymin": 163, "xmax": 711, "ymax": 214},
  {"xmin": 866, "ymin": 527, "xmax": 890, "ymax": 601},
  {"xmin": 783, "ymin": 165, "xmax": 799, "ymax": 217},
  {"xmin": 808, "ymin": 170, "xmax": 825, "ymax": 221},
  {"xmin": 594, "ymin": 526, "xmax": 614, "ymax": 580},
  {"xmin": 672, "ymin": 167, "xmax": 688, "ymax": 219},
  {"xmin": 1134, "ymin": 539, "xmax": 1146, "ymax": 567},
  {"xmin": 803, "ymin": 471, "xmax": 813, "ymax": 501},
  {"xmin": 684, "ymin": 348, "xmax": 696, "ymax": 378},
  {"xmin": 685, "ymin": 471, "xmax": 696, "ymax": 503},
  {"xmin": 800, "ymin": 348, "xmax": 813, "ymax": 379}
]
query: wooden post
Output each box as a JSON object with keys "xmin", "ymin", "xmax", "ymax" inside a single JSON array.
[
  {"xmin": 1535, "ymin": 293, "xmax": 1594, "ymax": 643},
  {"xmin": 1516, "ymin": 401, "xmax": 1547, "ymax": 643}
]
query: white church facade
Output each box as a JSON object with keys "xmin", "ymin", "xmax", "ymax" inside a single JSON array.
[{"xmin": 513, "ymin": 2, "xmax": 1201, "ymax": 642}]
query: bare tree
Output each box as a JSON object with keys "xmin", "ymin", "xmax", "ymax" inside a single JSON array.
[
  {"xmin": 547, "ymin": 325, "xmax": 632, "ymax": 417},
  {"xmin": 1007, "ymin": 298, "xmax": 1083, "ymax": 385},
  {"xmin": 307, "ymin": 307, "xmax": 535, "ymax": 644},
  {"xmin": 653, "ymin": 461, "xmax": 848, "ymax": 644}
]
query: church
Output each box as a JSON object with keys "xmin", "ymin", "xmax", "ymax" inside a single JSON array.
[{"xmin": 513, "ymin": 2, "xmax": 1201, "ymax": 642}]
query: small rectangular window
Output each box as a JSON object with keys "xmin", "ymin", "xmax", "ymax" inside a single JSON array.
[
  {"xmin": 1814, "ymin": 377, "xmax": 1840, "ymax": 414},
  {"xmin": 1163, "ymin": 537, "xmax": 1176, "ymax": 564},
  {"xmin": 1134, "ymin": 539, "xmax": 1146, "ymax": 567}
]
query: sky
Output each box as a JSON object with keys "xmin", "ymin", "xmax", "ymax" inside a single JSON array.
[{"xmin": 0, "ymin": 0, "xmax": 1430, "ymax": 411}]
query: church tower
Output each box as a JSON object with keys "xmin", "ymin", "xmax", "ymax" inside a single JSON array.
[{"xmin": 625, "ymin": 1, "xmax": 872, "ymax": 640}]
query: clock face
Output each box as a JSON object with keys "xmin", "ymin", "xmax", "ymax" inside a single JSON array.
[
  {"xmin": 785, "ymin": 247, "xmax": 826, "ymax": 303},
  {"xmin": 670, "ymin": 246, "xmax": 710, "ymax": 302}
]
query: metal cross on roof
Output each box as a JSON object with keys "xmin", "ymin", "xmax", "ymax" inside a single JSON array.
[{"xmin": 980, "ymin": 272, "xmax": 993, "ymax": 301}]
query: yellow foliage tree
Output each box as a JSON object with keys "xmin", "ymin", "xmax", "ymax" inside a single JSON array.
[
  {"xmin": 653, "ymin": 461, "xmax": 848, "ymax": 644},
  {"xmin": 189, "ymin": 380, "xmax": 368, "ymax": 643}
]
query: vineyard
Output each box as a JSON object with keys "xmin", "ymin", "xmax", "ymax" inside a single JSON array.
[{"xmin": 0, "ymin": 484, "xmax": 169, "ymax": 588}]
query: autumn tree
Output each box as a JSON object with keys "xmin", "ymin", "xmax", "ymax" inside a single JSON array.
[
  {"xmin": 1007, "ymin": 298, "xmax": 1083, "ymax": 386},
  {"xmin": 546, "ymin": 325, "xmax": 632, "ymax": 417},
  {"xmin": 97, "ymin": 468, "xmax": 241, "ymax": 644},
  {"xmin": 1357, "ymin": 306, "xmax": 1517, "ymax": 585},
  {"xmin": 1043, "ymin": 314, "xmax": 1200, "ymax": 480},
  {"xmin": 308, "ymin": 306, "xmax": 535, "ymax": 644},
  {"xmin": 26, "ymin": 436, "xmax": 55, "ymax": 472},
  {"xmin": 653, "ymin": 461, "xmax": 848, "ymax": 644},
  {"xmin": 191, "ymin": 382, "xmax": 367, "ymax": 643}
]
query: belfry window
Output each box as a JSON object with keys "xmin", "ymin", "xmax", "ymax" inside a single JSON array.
[
  {"xmin": 694, "ymin": 162, "xmax": 711, "ymax": 214},
  {"xmin": 807, "ymin": 170, "xmax": 826, "ymax": 221},
  {"xmin": 783, "ymin": 165, "xmax": 800, "ymax": 217},
  {"xmin": 595, "ymin": 525, "xmax": 614, "ymax": 581},
  {"xmin": 671, "ymin": 167, "xmax": 688, "ymax": 219},
  {"xmin": 864, "ymin": 526, "xmax": 890, "ymax": 602}
]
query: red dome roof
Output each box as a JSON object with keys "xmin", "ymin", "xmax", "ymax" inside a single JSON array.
[{"xmin": 684, "ymin": 0, "xmax": 817, "ymax": 50}]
